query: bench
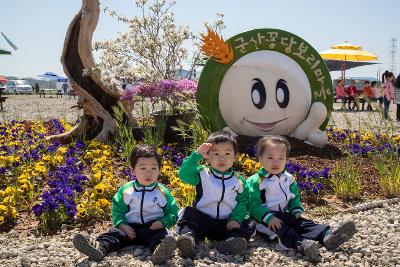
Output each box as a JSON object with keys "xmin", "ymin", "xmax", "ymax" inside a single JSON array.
[
  {"xmin": 39, "ymin": 89, "xmax": 63, "ymax": 98},
  {"xmin": 68, "ymin": 90, "xmax": 77, "ymax": 99},
  {"xmin": 39, "ymin": 89, "xmax": 48, "ymax": 98},
  {"xmin": 56, "ymin": 90, "xmax": 63, "ymax": 98}
]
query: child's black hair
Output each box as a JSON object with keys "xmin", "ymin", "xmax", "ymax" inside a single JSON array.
[
  {"xmin": 363, "ymin": 80, "xmax": 370, "ymax": 85},
  {"xmin": 371, "ymin": 81, "xmax": 377, "ymax": 87},
  {"xmin": 129, "ymin": 144, "xmax": 162, "ymax": 168},
  {"xmin": 206, "ymin": 127, "xmax": 238, "ymax": 153},
  {"xmin": 394, "ymin": 74, "xmax": 400, "ymax": 88},
  {"xmin": 256, "ymin": 135, "xmax": 291, "ymax": 158},
  {"xmin": 382, "ymin": 70, "xmax": 394, "ymax": 83}
]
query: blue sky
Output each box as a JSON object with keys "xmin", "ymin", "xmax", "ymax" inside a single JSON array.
[{"xmin": 1, "ymin": 0, "xmax": 399, "ymax": 80}]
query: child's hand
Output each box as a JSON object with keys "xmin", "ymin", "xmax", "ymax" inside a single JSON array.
[
  {"xmin": 197, "ymin": 143, "xmax": 213, "ymax": 158},
  {"xmin": 226, "ymin": 220, "xmax": 240, "ymax": 230},
  {"xmin": 119, "ymin": 223, "xmax": 136, "ymax": 240},
  {"xmin": 150, "ymin": 220, "xmax": 164, "ymax": 230},
  {"xmin": 268, "ymin": 217, "xmax": 283, "ymax": 232}
]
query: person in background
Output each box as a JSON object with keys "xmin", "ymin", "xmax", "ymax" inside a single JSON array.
[
  {"xmin": 394, "ymin": 74, "xmax": 400, "ymax": 122},
  {"xmin": 371, "ymin": 81, "xmax": 383, "ymax": 109},
  {"xmin": 35, "ymin": 83, "xmax": 40, "ymax": 95},
  {"xmin": 361, "ymin": 81, "xmax": 373, "ymax": 111},
  {"xmin": 62, "ymin": 82, "xmax": 69, "ymax": 95},
  {"xmin": 381, "ymin": 70, "xmax": 395, "ymax": 119},
  {"xmin": 335, "ymin": 79, "xmax": 347, "ymax": 110},
  {"xmin": 346, "ymin": 80, "xmax": 359, "ymax": 110}
]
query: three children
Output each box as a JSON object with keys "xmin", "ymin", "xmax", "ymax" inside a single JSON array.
[{"xmin": 73, "ymin": 132, "xmax": 356, "ymax": 264}]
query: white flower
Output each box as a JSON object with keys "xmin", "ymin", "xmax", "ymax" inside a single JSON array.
[{"xmin": 215, "ymin": 18, "xmax": 224, "ymax": 26}]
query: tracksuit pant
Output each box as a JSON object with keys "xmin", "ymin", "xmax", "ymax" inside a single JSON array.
[
  {"xmin": 257, "ymin": 211, "xmax": 330, "ymax": 250},
  {"xmin": 177, "ymin": 207, "xmax": 256, "ymax": 242},
  {"xmin": 96, "ymin": 221, "xmax": 171, "ymax": 253}
]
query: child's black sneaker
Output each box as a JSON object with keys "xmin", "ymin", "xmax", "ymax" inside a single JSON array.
[
  {"xmin": 176, "ymin": 233, "xmax": 196, "ymax": 258},
  {"xmin": 150, "ymin": 236, "xmax": 176, "ymax": 265},
  {"xmin": 215, "ymin": 237, "xmax": 247, "ymax": 255},
  {"xmin": 323, "ymin": 221, "xmax": 356, "ymax": 250},
  {"xmin": 73, "ymin": 233, "xmax": 106, "ymax": 262},
  {"xmin": 297, "ymin": 239, "xmax": 319, "ymax": 262}
]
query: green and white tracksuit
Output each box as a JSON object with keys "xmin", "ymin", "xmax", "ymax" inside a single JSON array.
[
  {"xmin": 112, "ymin": 180, "xmax": 179, "ymax": 228},
  {"xmin": 247, "ymin": 168, "xmax": 329, "ymax": 249},
  {"xmin": 95, "ymin": 180, "xmax": 179, "ymax": 253},
  {"xmin": 247, "ymin": 168, "xmax": 304, "ymax": 227},
  {"xmin": 176, "ymin": 151, "xmax": 255, "ymax": 241}
]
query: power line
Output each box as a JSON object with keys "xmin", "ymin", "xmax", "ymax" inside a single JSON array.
[{"xmin": 389, "ymin": 37, "xmax": 397, "ymax": 74}]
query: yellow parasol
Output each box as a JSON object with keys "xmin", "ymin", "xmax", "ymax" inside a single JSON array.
[{"xmin": 319, "ymin": 42, "xmax": 378, "ymax": 82}]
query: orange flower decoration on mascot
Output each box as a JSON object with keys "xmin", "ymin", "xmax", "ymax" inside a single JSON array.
[{"xmin": 200, "ymin": 27, "xmax": 233, "ymax": 64}]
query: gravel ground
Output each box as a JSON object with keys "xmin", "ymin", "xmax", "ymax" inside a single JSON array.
[
  {"xmin": 0, "ymin": 201, "xmax": 399, "ymax": 267},
  {"xmin": 0, "ymin": 94, "xmax": 82, "ymax": 124},
  {"xmin": 1, "ymin": 95, "xmax": 399, "ymax": 132}
]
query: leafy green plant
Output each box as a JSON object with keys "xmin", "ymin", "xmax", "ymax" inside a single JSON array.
[
  {"xmin": 171, "ymin": 109, "xmax": 210, "ymax": 151},
  {"xmin": 112, "ymin": 105, "xmax": 136, "ymax": 162},
  {"xmin": 142, "ymin": 112, "xmax": 166, "ymax": 147},
  {"xmin": 36, "ymin": 207, "xmax": 69, "ymax": 234},
  {"xmin": 374, "ymin": 151, "xmax": 400, "ymax": 197},
  {"xmin": 331, "ymin": 154, "xmax": 362, "ymax": 200}
]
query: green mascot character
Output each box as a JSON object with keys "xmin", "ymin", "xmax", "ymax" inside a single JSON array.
[{"xmin": 197, "ymin": 28, "xmax": 333, "ymax": 147}]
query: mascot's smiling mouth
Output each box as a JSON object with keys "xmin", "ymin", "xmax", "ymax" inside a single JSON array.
[{"xmin": 243, "ymin": 117, "xmax": 289, "ymax": 131}]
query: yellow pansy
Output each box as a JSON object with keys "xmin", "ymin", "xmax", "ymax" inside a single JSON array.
[
  {"xmin": 0, "ymin": 205, "xmax": 7, "ymax": 212},
  {"xmin": 96, "ymin": 198, "xmax": 111, "ymax": 208},
  {"xmin": 57, "ymin": 147, "xmax": 68, "ymax": 154},
  {"xmin": 94, "ymin": 183, "xmax": 108, "ymax": 195},
  {"xmin": 93, "ymin": 172, "xmax": 102, "ymax": 180},
  {"xmin": 54, "ymin": 155, "xmax": 64, "ymax": 163},
  {"xmin": 77, "ymin": 209, "xmax": 87, "ymax": 218}
]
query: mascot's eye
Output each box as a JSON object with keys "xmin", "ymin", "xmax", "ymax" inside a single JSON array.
[
  {"xmin": 276, "ymin": 79, "xmax": 289, "ymax": 108},
  {"xmin": 251, "ymin": 78, "xmax": 266, "ymax": 109}
]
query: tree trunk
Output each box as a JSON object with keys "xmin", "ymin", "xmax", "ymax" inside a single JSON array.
[{"xmin": 47, "ymin": 0, "xmax": 135, "ymax": 143}]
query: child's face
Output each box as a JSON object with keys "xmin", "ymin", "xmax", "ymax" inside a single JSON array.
[
  {"xmin": 131, "ymin": 157, "xmax": 160, "ymax": 186},
  {"xmin": 207, "ymin": 142, "xmax": 236, "ymax": 173},
  {"xmin": 259, "ymin": 142, "xmax": 287, "ymax": 175}
]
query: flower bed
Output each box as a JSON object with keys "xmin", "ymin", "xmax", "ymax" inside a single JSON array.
[{"xmin": 0, "ymin": 119, "xmax": 399, "ymax": 232}]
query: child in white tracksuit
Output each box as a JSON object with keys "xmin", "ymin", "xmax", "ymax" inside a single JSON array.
[
  {"xmin": 247, "ymin": 135, "xmax": 356, "ymax": 262},
  {"xmin": 176, "ymin": 129, "xmax": 256, "ymax": 257},
  {"xmin": 73, "ymin": 145, "xmax": 179, "ymax": 265}
]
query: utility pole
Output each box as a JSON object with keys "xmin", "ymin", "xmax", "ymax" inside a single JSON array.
[{"xmin": 389, "ymin": 37, "xmax": 397, "ymax": 74}]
